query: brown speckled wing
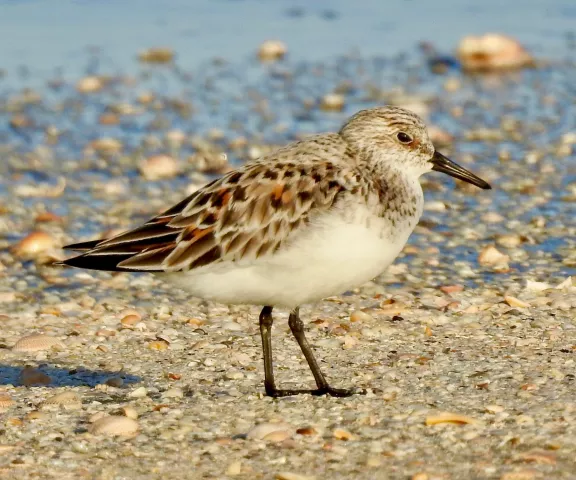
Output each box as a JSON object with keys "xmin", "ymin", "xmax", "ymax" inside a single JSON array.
[{"xmin": 62, "ymin": 153, "xmax": 361, "ymax": 273}]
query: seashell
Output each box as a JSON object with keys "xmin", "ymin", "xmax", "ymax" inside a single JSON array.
[
  {"xmin": 275, "ymin": 473, "xmax": 315, "ymax": 480},
  {"xmin": 225, "ymin": 461, "xmax": 242, "ymax": 476},
  {"xmin": 19, "ymin": 367, "xmax": 51, "ymax": 386},
  {"xmin": 13, "ymin": 334, "xmax": 64, "ymax": 353},
  {"xmin": 247, "ymin": 422, "xmax": 292, "ymax": 441},
  {"xmin": 41, "ymin": 391, "xmax": 82, "ymax": 410},
  {"xmin": 332, "ymin": 428, "xmax": 355, "ymax": 441},
  {"xmin": 122, "ymin": 406, "xmax": 138, "ymax": 419},
  {"xmin": 257, "ymin": 40, "xmax": 287, "ymax": 62},
  {"xmin": 165, "ymin": 129, "xmax": 186, "ymax": 148},
  {"xmin": 26, "ymin": 410, "xmax": 47, "ymax": 421},
  {"xmin": 556, "ymin": 277, "xmax": 572, "ymax": 290},
  {"xmin": 88, "ymin": 138, "xmax": 122, "ymax": 156},
  {"xmin": 349, "ymin": 310, "xmax": 372, "ymax": 323},
  {"xmin": 161, "ymin": 388, "xmax": 183, "ymax": 399},
  {"xmin": 262, "ymin": 430, "xmax": 291, "ymax": 442},
  {"xmin": 138, "ymin": 47, "xmax": 175, "ymax": 64},
  {"xmin": 296, "ymin": 426, "xmax": 318, "ymax": 436},
  {"xmin": 504, "ymin": 296, "xmax": 530, "ymax": 308},
  {"xmin": 140, "ymin": 155, "xmax": 179, "ymax": 180},
  {"xmin": 76, "ymin": 76, "xmax": 104, "ymax": 93},
  {"xmin": 148, "ymin": 340, "xmax": 169, "ymax": 351},
  {"xmin": 128, "ymin": 387, "xmax": 148, "ymax": 398},
  {"xmin": 425, "ymin": 412, "xmax": 479, "ymax": 426},
  {"xmin": 524, "ymin": 280, "xmax": 550, "ymax": 292},
  {"xmin": 35, "ymin": 211, "xmax": 64, "ymax": 223},
  {"xmin": 137, "ymin": 92, "xmax": 155, "ymax": 105},
  {"xmin": 319, "ymin": 93, "xmax": 345, "ymax": 112},
  {"xmin": 0, "ymin": 393, "xmax": 15, "ymax": 412},
  {"xmin": 513, "ymin": 450, "xmax": 557, "ymax": 465},
  {"xmin": 457, "ymin": 33, "xmax": 534, "ymax": 72},
  {"xmin": 98, "ymin": 112, "xmax": 120, "ymax": 125},
  {"xmin": 485, "ymin": 404, "xmax": 505, "ymax": 414},
  {"xmin": 496, "ymin": 233, "xmax": 523, "ymax": 248},
  {"xmin": 12, "ymin": 232, "xmax": 59, "ymax": 259},
  {"xmin": 89, "ymin": 412, "xmax": 107, "ymax": 423},
  {"xmin": 478, "ymin": 245, "xmax": 510, "ymax": 267},
  {"xmin": 89, "ymin": 415, "xmax": 139, "ymax": 436}
]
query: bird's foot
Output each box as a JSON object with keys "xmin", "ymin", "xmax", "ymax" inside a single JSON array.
[{"xmin": 265, "ymin": 385, "xmax": 365, "ymax": 398}]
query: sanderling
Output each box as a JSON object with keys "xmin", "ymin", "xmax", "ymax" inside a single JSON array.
[{"xmin": 58, "ymin": 106, "xmax": 491, "ymax": 397}]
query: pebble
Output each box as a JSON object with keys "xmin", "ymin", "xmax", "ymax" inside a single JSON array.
[
  {"xmin": 89, "ymin": 415, "xmax": 139, "ymax": 436},
  {"xmin": 105, "ymin": 377, "xmax": 124, "ymax": 388},
  {"xmin": 18, "ymin": 366, "xmax": 51, "ymax": 386},
  {"xmin": 13, "ymin": 334, "xmax": 63, "ymax": 352}
]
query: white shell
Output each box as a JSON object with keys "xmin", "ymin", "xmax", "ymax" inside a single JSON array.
[
  {"xmin": 89, "ymin": 416, "xmax": 139, "ymax": 436},
  {"xmin": 41, "ymin": 391, "xmax": 82, "ymax": 410},
  {"xmin": 246, "ymin": 422, "xmax": 292, "ymax": 441},
  {"xmin": 0, "ymin": 393, "xmax": 15, "ymax": 412},
  {"xmin": 13, "ymin": 334, "xmax": 64, "ymax": 353}
]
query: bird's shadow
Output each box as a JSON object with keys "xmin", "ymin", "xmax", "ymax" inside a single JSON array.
[{"xmin": 0, "ymin": 364, "xmax": 141, "ymax": 388}]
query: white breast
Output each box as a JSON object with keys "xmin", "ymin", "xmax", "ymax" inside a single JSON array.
[{"xmin": 159, "ymin": 199, "xmax": 422, "ymax": 308}]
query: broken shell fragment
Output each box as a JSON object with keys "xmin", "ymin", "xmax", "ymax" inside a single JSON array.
[{"xmin": 425, "ymin": 412, "xmax": 479, "ymax": 426}]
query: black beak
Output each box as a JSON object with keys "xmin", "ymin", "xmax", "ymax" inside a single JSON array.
[{"xmin": 431, "ymin": 151, "xmax": 491, "ymax": 190}]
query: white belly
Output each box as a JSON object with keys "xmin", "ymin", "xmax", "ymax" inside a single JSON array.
[{"xmin": 158, "ymin": 208, "xmax": 418, "ymax": 308}]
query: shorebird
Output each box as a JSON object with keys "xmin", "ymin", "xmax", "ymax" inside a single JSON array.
[{"xmin": 58, "ymin": 106, "xmax": 491, "ymax": 397}]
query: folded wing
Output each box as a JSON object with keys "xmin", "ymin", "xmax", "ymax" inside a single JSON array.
[{"xmin": 59, "ymin": 158, "xmax": 360, "ymax": 272}]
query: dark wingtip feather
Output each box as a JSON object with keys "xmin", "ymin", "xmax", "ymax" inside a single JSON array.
[
  {"xmin": 63, "ymin": 239, "xmax": 104, "ymax": 252},
  {"xmin": 56, "ymin": 253, "xmax": 134, "ymax": 272}
]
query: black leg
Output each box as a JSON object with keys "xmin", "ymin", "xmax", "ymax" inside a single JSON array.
[
  {"xmin": 258, "ymin": 306, "xmax": 361, "ymax": 398},
  {"xmin": 259, "ymin": 306, "xmax": 319, "ymax": 397},
  {"xmin": 288, "ymin": 307, "xmax": 356, "ymax": 397},
  {"xmin": 259, "ymin": 306, "xmax": 277, "ymax": 396}
]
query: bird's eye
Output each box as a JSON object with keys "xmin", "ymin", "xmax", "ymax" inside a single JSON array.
[{"xmin": 396, "ymin": 132, "xmax": 413, "ymax": 144}]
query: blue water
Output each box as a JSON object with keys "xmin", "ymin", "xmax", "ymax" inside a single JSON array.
[{"xmin": 0, "ymin": 0, "xmax": 575, "ymax": 81}]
